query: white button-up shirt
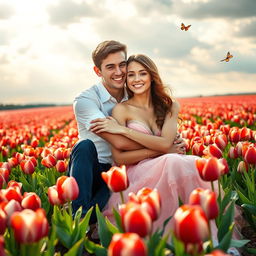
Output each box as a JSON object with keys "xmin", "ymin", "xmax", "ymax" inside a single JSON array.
[{"xmin": 73, "ymin": 82, "xmax": 128, "ymax": 164}]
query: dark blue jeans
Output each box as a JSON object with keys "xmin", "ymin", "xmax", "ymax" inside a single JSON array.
[{"xmin": 68, "ymin": 139, "xmax": 111, "ymax": 223}]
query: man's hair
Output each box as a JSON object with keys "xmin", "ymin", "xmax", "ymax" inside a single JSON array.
[{"xmin": 92, "ymin": 40, "xmax": 127, "ymax": 69}]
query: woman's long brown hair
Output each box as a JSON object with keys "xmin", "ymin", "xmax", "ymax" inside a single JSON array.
[{"xmin": 126, "ymin": 54, "xmax": 173, "ymax": 129}]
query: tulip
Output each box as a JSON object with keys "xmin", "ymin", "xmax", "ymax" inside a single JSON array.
[
  {"xmin": 1, "ymin": 187, "xmax": 23, "ymax": 203},
  {"xmin": 205, "ymin": 249, "xmax": 230, "ymax": 256},
  {"xmin": 229, "ymin": 128, "xmax": 240, "ymax": 144},
  {"xmin": 219, "ymin": 158, "xmax": 229, "ymax": 175},
  {"xmin": 129, "ymin": 187, "xmax": 161, "ymax": 221},
  {"xmin": 228, "ymin": 146, "xmax": 239, "ymax": 159},
  {"xmin": 48, "ymin": 185, "xmax": 64, "ymax": 205},
  {"xmin": 10, "ymin": 208, "xmax": 49, "ymax": 244},
  {"xmin": 237, "ymin": 161, "xmax": 249, "ymax": 173},
  {"xmin": 7, "ymin": 180, "xmax": 22, "ymax": 191},
  {"xmin": 54, "ymin": 148, "xmax": 65, "ymax": 160},
  {"xmin": 0, "ymin": 200, "xmax": 22, "ymax": 222},
  {"xmin": 56, "ymin": 176, "xmax": 79, "ymax": 202},
  {"xmin": 192, "ymin": 143, "xmax": 205, "ymax": 157},
  {"xmin": 41, "ymin": 154, "xmax": 57, "ymax": 168},
  {"xmin": 20, "ymin": 159, "xmax": 35, "ymax": 174},
  {"xmin": 21, "ymin": 192, "xmax": 41, "ymax": 210},
  {"xmin": 0, "ymin": 175, "xmax": 5, "ymax": 190},
  {"xmin": 214, "ymin": 134, "xmax": 228, "ymax": 151},
  {"xmin": 108, "ymin": 233, "xmax": 147, "ymax": 256},
  {"xmin": 30, "ymin": 137, "xmax": 39, "ymax": 148},
  {"xmin": 0, "ymin": 235, "xmax": 5, "ymax": 256},
  {"xmin": 205, "ymin": 144, "xmax": 223, "ymax": 159},
  {"xmin": 7, "ymin": 157, "xmax": 18, "ymax": 168},
  {"xmin": 174, "ymin": 204, "xmax": 209, "ymax": 244},
  {"xmin": 244, "ymin": 146, "xmax": 256, "ymax": 165},
  {"xmin": 0, "ymin": 209, "xmax": 7, "ymax": 235},
  {"xmin": 101, "ymin": 165, "xmax": 129, "ymax": 193},
  {"xmin": 0, "ymin": 168, "xmax": 9, "ymax": 183},
  {"xmin": 55, "ymin": 160, "xmax": 68, "ymax": 173},
  {"xmin": 196, "ymin": 157, "xmax": 225, "ymax": 181},
  {"xmin": 189, "ymin": 188, "xmax": 219, "ymax": 220},
  {"xmin": 240, "ymin": 127, "xmax": 252, "ymax": 141},
  {"xmin": 119, "ymin": 202, "xmax": 152, "ymax": 237}
]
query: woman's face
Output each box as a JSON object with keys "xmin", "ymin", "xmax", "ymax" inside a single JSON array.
[{"xmin": 126, "ymin": 61, "xmax": 152, "ymax": 95}]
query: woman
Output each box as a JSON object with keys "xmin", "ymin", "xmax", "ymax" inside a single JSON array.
[{"xmin": 90, "ymin": 54, "xmax": 212, "ymax": 231}]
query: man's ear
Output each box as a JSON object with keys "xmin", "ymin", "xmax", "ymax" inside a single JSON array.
[{"xmin": 93, "ymin": 66, "xmax": 102, "ymax": 77}]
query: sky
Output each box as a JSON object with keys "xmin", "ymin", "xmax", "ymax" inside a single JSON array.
[{"xmin": 0, "ymin": 0, "xmax": 256, "ymax": 104}]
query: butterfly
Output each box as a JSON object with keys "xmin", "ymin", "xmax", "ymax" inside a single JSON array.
[
  {"xmin": 220, "ymin": 52, "xmax": 233, "ymax": 62},
  {"xmin": 181, "ymin": 23, "xmax": 191, "ymax": 31}
]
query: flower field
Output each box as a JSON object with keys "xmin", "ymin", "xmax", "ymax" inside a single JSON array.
[{"xmin": 0, "ymin": 95, "xmax": 255, "ymax": 256}]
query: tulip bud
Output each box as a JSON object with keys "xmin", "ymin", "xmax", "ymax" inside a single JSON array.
[
  {"xmin": 0, "ymin": 209, "xmax": 7, "ymax": 235},
  {"xmin": 56, "ymin": 176, "xmax": 79, "ymax": 202},
  {"xmin": 228, "ymin": 146, "xmax": 239, "ymax": 159},
  {"xmin": 41, "ymin": 154, "xmax": 57, "ymax": 168},
  {"xmin": 240, "ymin": 127, "xmax": 252, "ymax": 141},
  {"xmin": 189, "ymin": 188, "xmax": 219, "ymax": 220},
  {"xmin": 174, "ymin": 204, "xmax": 209, "ymax": 244},
  {"xmin": 205, "ymin": 144, "xmax": 223, "ymax": 159},
  {"xmin": 48, "ymin": 185, "xmax": 64, "ymax": 205},
  {"xmin": 214, "ymin": 134, "xmax": 228, "ymax": 151},
  {"xmin": 192, "ymin": 143, "xmax": 205, "ymax": 156},
  {"xmin": 101, "ymin": 165, "xmax": 129, "ymax": 192},
  {"xmin": 11, "ymin": 208, "xmax": 49, "ymax": 244},
  {"xmin": 244, "ymin": 146, "xmax": 256, "ymax": 165},
  {"xmin": 119, "ymin": 202, "xmax": 152, "ymax": 237},
  {"xmin": 237, "ymin": 161, "xmax": 249, "ymax": 173},
  {"xmin": 129, "ymin": 187, "xmax": 161, "ymax": 221},
  {"xmin": 108, "ymin": 233, "xmax": 147, "ymax": 256},
  {"xmin": 55, "ymin": 160, "xmax": 68, "ymax": 173},
  {"xmin": 20, "ymin": 159, "xmax": 35, "ymax": 174},
  {"xmin": 196, "ymin": 157, "xmax": 225, "ymax": 181},
  {"xmin": 21, "ymin": 192, "xmax": 41, "ymax": 210}
]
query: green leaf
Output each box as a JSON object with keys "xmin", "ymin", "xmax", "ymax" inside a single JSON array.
[
  {"xmin": 229, "ymin": 239, "xmax": 250, "ymax": 248},
  {"xmin": 96, "ymin": 204, "xmax": 113, "ymax": 248},
  {"xmin": 241, "ymin": 204, "xmax": 256, "ymax": 215},
  {"xmin": 42, "ymin": 225, "xmax": 57, "ymax": 256},
  {"xmin": 216, "ymin": 225, "xmax": 233, "ymax": 252},
  {"xmin": 217, "ymin": 200, "xmax": 235, "ymax": 241},
  {"xmin": 64, "ymin": 238, "xmax": 84, "ymax": 256},
  {"xmin": 236, "ymin": 189, "xmax": 251, "ymax": 205},
  {"xmin": 171, "ymin": 234, "xmax": 185, "ymax": 256},
  {"xmin": 245, "ymin": 247, "xmax": 256, "ymax": 255},
  {"xmin": 147, "ymin": 231, "xmax": 162, "ymax": 256},
  {"xmin": 112, "ymin": 207, "xmax": 123, "ymax": 232},
  {"xmin": 84, "ymin": 237, "xmax": 107, "ymax": 256},
  {"xmin": 219, "ymin": 188, "xmax": 232, "ymax": 215},
  {"xmin": 155, "ymin": 234, "xmax": 170, "ymax": 256},
  {"xmin": 78, "ymin": 207, "xmax": 93, "ymax": 238},
  {"xmin": 159, "ymin": 215, "xmax": 172, "ymax": 237},
  {"xmin": 55, "ymin": 226, "xmax": 72, "ymax": 248},
  {"xmin": 105, "ymin": 217, "xmax": 120, "ymax": 234}
]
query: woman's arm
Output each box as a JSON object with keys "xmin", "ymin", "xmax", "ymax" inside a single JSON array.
[{"xmin": 90, "ymin": 103, "xmax": 179, "ymax": 153}]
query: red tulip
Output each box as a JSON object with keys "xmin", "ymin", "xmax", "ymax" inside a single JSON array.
[
  {"xmin": 205, "ymin": 249, "xmax": 230, "ymax": 256},
  {"xmin": 240, "ymin": 127, "xmax": 252, "ymax": 141},
  {"xmin": 1, "ymin": 187, "xmax": 23, "ymax": 203},
  {"xmin": 228, "ymin": 146, "xmax": 239, "ymax": 159},
  {"xmin": 129, "ymin": 187, "xmax": 161, "ymax": 221},
  {"xmin": 21, "ymin": 192, "xmax": 41, "ymax": 210},
  {"xmin": 7, "ymin": 157, "xmax": 18, "ymax": 168},
  {"xmin": 219, "ymin": 158, "xmax": 229, "ymax": 175},
  {"xmin": 196, "ymin": 157, "xmax": 225, "ymax": 181},
  {"xmin": 56, "ymin": 176, "xmax": 79, "ymax": 202},
  {"xmin": 174, "ymin": 204, "xmax": 209, "ymax": 244},
  {"xmin": 108, "ymin": 233, "xmax": 147, "ymax": 256},
  {"xmin": 192, "ymin": 143, "xmax": 205, "ymax": 156},
  {"xmin": 214, "ymin": 134, "xmax": 228, "ymax": 150},
  {"xmin": 0, "ymin": 168, "xmax": 10, "ymax": 183},
  {"xmin": 7, "ymin": 180, "xmax": 22, "ymax": 191},
  {"xmin": 229, "ymin": 128, "xmax": 240, "ymax": 143},
  {"xmin": 20, "ymin": 159, "xmax": 35, "ymax": 174},
  {"xmin": 0, "ymin": 200, "xmax": 22, "ymax": 221},
  {"xmin": 11, "ymin": 208, "xmax": 49, "ymax": 244},
  {"xmin": 48, "ymin": 185, "xmax": 64, "ymax": 205},
  {"xmin": 189, "ymin": 188, "xmax": 219, "ymax": 220},
  {"xmin": 237, "ymin": 161, "xmax": 249, "ymax": 173},
  {"xmin": 55, "ymin": 160, "xmax": 68, "ymax": 173},
  {"xmin": 41, "ymin": 154, "xmax": 57, "ymax": 168},
  {"xmin": 101, "ymin": 165, "xmax": 129, "ymax": 192},
  {"xmin": 219, "ymin": 125, "xmax": 230, "ymax": 136},
  {"xmin": 0, "ymin": 235, "xmax": 5, "ymax": 256},
  {"xmin": 54, "ymin": 148, "xmax": 65, "ymax": 160},
  {"xmin": 119, "ymin": 202, "xmax": 152, "ymax": 237},
  {"xmin": 244, "ymin": 146, "xmax": 256, "ymax": 165},
  {"xmin": 30, "ymin": 137, "xmax": 39, "ymax": 148},
  {"xmin": 204, "ymin": 144, "xmax": 223, "ymax": 159},
  {"xmin": 0, "ymin": 209, "xmax": 7, "ymax": 235}
]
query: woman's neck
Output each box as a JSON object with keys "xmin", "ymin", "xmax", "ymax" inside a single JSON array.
[{"xmin": 130, "ymin": 92, "xmax": 152, "ymax": 109}]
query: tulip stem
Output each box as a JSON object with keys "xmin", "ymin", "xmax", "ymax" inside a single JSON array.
[
  {"xmin": 68, "ymin": 200, "xmax": 73, "ymax": 219},
  {"xmin": 211, "ymin": 181, "xmax": 214, "ymax": 192},
  {"xmin": 120, "ymin": 191, "xmax": 125, "ymax": 204},
  {"xmin": 208, "ymin": 221, "xmax": 214, "ymax": 250}
]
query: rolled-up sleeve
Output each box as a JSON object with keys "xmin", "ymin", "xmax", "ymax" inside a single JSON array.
[{"xmin": 74, "ymin": 96, "xmax": 105, "ymax": 131}]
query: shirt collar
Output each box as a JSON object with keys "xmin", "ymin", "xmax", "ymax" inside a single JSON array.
[{"xmin": 96, "ymin": 82, "xmax": 128, "ymax": 103}]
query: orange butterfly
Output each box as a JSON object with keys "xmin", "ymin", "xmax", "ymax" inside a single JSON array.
[
  {"xmin": 220, "ymin": 52, "xmax": 233, "ymax": 62},
  {"xmin": 181, "ymin": 23, "xmax": 191, "ymax": 31}
]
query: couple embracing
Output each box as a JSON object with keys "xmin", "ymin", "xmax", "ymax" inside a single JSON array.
[{"xmin": 68, "ymin": 40, "xmax": 211, "ymax": 231}]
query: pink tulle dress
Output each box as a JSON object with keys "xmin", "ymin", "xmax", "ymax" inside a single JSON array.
[{"xmin": 103, "ymin": 120, "xmax": 213, "ymax": 233}]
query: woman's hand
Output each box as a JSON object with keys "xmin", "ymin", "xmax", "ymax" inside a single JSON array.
[
  {"xmin": 168, "ymin": 133, "xmax": 186, "ymax": 154},
  {"xmin": 89, "ymin": 116, "xmax": 125, "ymax": 134}
]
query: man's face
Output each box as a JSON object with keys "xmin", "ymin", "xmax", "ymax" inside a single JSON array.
[{"xmin": 95, "ymin": 51, "xmax": 127, "ymax": 91}]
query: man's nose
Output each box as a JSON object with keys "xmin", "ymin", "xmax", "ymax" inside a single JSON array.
[{"xmin": 115, "ymin": 66, "xmax": 122, "ymax": 75}]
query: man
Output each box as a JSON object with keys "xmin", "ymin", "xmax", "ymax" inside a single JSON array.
[{"xmin": 68, "ymin": 40, "xmax": 184, "ymax": 223}]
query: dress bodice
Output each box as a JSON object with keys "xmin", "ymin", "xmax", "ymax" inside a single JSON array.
[{"xmin": 126, "ymin": 120, "xmax": 161, "ymax": 136}]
